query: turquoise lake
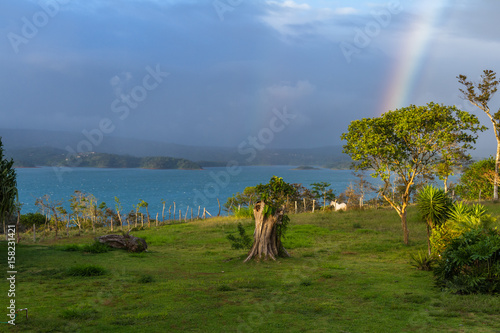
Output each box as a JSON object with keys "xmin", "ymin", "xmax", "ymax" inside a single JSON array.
[{"xmin": 16, "ymin": 166, "xmax": 380, "ymax": 216}]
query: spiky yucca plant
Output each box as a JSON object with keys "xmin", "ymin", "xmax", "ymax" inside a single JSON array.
[{"xmin": 417, "ymin": 185, "xmax": 452, "ymax": 255}]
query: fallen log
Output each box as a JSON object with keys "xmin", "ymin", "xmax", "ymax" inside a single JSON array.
[{"xmin": 97, "ymin": 231, "xmax": 148, "ymax": 252}]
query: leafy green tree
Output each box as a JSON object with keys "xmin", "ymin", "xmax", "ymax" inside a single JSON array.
[
  {"xmin": 138, "ymin": 200, "xmax": 150, "ymax": 227},
  {"xmin": 19, "ymin": 212, "xmax": 46, "ymax": 229},
  {"xmin": 458, "ymin": 70, "xmax": 500, "ymax": 199},
  {"xmin": 224, "ymin": 186, "xmax": 258, "ymax": 213},
  {"xmin": 416, "ymin": 185, "xmax": 452, "ymax": 255},
  {"xmin": 35, "ymin": 195, "xmax": 63, "ymax": 239},
  {"xmin": 435, "ymin": 148, "xmax": 470, "ymax": 193},
  {"xmin": 0, "ymin": 137, "xmax": 18, "ymax": 237},
  {"xmin": 244, "ymin": 176, "xmax": 297, "ymax": 262},
  {"xmin": 341, "ymin": 102, "xmax": 484, "ymax": 244},
  {"xmin": 455, "ymin": 157, "xmax": 495, "ymax": 200},
  {"xmin": 311, "ymin": 182, "xmax": 335, "ymax": 209}
]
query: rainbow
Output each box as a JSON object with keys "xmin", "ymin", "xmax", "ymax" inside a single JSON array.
[{"xmin": 379, "ymin": 1, "xmax": 451, "ymax": 115}]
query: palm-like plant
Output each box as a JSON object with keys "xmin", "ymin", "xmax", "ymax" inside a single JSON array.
[{"xmin": 417, "ymin": 185, "xmax": 452, "ymax": 255}]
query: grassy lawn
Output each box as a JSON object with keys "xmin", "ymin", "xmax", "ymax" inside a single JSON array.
[{"xmin": 1, "ymin": 204, "xmax": 500, "ymax": 332}]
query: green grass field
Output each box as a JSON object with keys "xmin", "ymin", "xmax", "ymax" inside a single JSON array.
[{"xmin": 1, "ymin": 204, "xmax": 500, "ymax": 332}]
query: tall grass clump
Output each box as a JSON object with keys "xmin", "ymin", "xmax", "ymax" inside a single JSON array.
[
  {"xmin": 66, "ymin": 265, "xmax": 106, "ymax": 277},
  {"xmin": 231, "ymin": 205, "xmax": 254, "ymax": 218},
  {"xmin": 82, "ymin": 240, "xmax": 111, "ymax": 253}
]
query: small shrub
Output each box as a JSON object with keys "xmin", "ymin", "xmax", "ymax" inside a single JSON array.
[
  {"xmin": 227, "ymin": 223, "xmax": 253, "ymax": 250},
  {"xmin": 409, "ymin": 251, "xmax": 435, "ymax": 271},
  {"xmin": 430, "ymin": 202, "xmax": 496, "ymax": 256},
  {"xmin": 352, "ymin": 223, "xmax": 362, "ymax": 229},
  {"xmin": 138, "ymin": 275, "xmax": 155, "ymax": 283},
  {"xmin": 299, "ymin": 279, "xmax": 312, "ymax": 286},
  {"xmin": 66, "ymin": 265, "xmax": 106, "ymax": 277},
  {"xmin": 434, "ymin": 228, "xmax": 500, "ymax": 294},
  {"xmin": 20, "ymin": 212, "xmax": 46, "ymax": 229}
]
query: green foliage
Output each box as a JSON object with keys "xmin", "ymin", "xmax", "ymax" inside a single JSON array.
[
  {"xmin": 342, "ymin": 102, "xmax": 484, "ymax": 244},
  {"xmin": 60, "ymin": 304, "xmax": 100, "ymax": 320},
  {"xmin": 66, "ymin": 265, "xmax": 106, "ymax": 277},
  {"xmin": 19, "ymin": 212, "xmax": 46, "ymax": 228},
  {"xmin": 434, "ymin": 228, "xmax": 500, "ymax": 294},
  {"xmin": 60, "ymin": 244, "xmax": 82, "ymax": 252},
  {"xmin": 455, "ymin": 157, "xmax": 495, "ymax": 200},
  {"xmin": 0, "ymin": 137, "xmax": 18, "ymax": 221},
  {"xmin": 138, "ymin": 275, "xmax": 155, "ymax": 284},
  {"xmin": 224, "ymin": 187, "xmax": 258, "ymax": 212},
  {"xmin": 409, "ymin": 251, "xmax": 436, "ymax": 271},
  {"xmin": 82, "ymin": 241, "xmax": 111, "ymax": 253},
  {"xmin": 255, "ymin": 176, "xmax": 297, "ymax": 210},
  {"xmin": 430, "ymin": 202, "xmax": 496, "ymax": 256},
  {"xmin": 341, "ymin": 103, "xmax": 483, "ymax": 179},
  {"xmin": 311, "ymin": 182, "xmax": 336, "ymax": 208},
  {"xmin": 417, "ymin": 185, "xmax": 452, "ymax": 228},
  {"xmin": 227, "ymin": 223, "xmax": 253, "ymax": 250},
  {"xmin": 255, "ymin": 176, "xmax": 297, "ymax": 245},
  {"xmin": 58, "ymin": 152, "xmax": 202, "ymax": 170},
  {"xmin": 231, "ymin": 205, "xmax": 254, "ymax": 218}
]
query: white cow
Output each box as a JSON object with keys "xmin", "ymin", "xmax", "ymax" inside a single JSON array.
[{"xmin": 330, "ymin": 200, "xmax": 347, "ymax": 211}]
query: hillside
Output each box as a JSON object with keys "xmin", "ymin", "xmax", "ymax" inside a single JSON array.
[
  {"xmin": 0, "ymin": 128, "xmax": 351, "ymax": 167},
  {"xmin": 3, "ymin": 205, "xmax": 500, "ymax": 332},
  {"xmin": 7, "ymin": 148, "xmax": 202, "ymax": 170}
]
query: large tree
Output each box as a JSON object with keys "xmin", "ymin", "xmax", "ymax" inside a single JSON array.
[
  {"xmin": 341, "ymin": 102, "xmax": 484, "ymax": 244},
  {"xmin": 0, "ymin": 137, "xmax": 18, "ymax": 237},
  {"xmin": 244, "ymin": 176, "xmax": 297, "ymax": 262},
  {"xmin": 458, "ymin": 70, "xmax": 500, "ymax": 200},
  {"xmin": 455, "ymin": 157, "xmax": 495, "ymax": 201}
]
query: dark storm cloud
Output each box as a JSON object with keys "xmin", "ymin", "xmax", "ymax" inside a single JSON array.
[{"xmin": 1, "ymin": 0, "xmax": 500, "ymax": 151}]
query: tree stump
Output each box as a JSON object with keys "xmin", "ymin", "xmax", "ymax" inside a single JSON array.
[
  {"xmin": 97, "ymin": 231, "xmax": 148, "ymax": 252},
  {"xmin": 244, "ymin": 201, "xmax": 290, "ymax": 262}
]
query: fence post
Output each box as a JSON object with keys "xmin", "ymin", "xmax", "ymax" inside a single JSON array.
[
  {"xmin": 312, "ymin": 200, "xmax": 316, "ymax": 213},
  {"xmin": 203, "ymin": 208, "xmax": 206, "ymax": 219},
  {"xmin": 303, "ymin": 198, "xmax": 306, "ymax": 212},
  {"xmin": 156, "ymin": 213, "xmax": 159, "ymax": 227},
  {"xmin": 198, "ymin": 206, "xmax": 201, "ymax": 219},
  {"xmin": 111, "ymin": 217, "xmax": 114, "ymax": 231},
  {"xmin": 295, "ymin": 201, "xmax": 297, "ymax": 214},
  {"xmin": 173, "ymin": 202, "xmax": 176, "ymax": 220},
  {"xmin": 179, "ymin": 210, "xmax": 182, "ymax": 222}
]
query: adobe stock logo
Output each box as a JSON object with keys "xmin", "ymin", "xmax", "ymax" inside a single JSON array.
[
  {"xmin": 7, "ymin": 0, "xmax": 69, "ymax": 54},
  {"xmin": 339, "ymin": 1, "xmax": 402, "ymax": 64},
  {"xmin": 192, "ymin": 106, "xmax": 296, "ymax": 208},
  {"xmin": 52, "ymin": 64, "xmax": 169, "ymax": 182},
  {"xmin": 212, "ymin": 0, "xmax": 243, "ymax": 21}
]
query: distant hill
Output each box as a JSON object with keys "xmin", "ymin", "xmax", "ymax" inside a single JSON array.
[
  {"xmin": 7, "ymin": 148, "xmax": 202, "ymax": 170},
  {"xmin": 1, "ymin": 128, "xmax": 351, "ymax": 168}
]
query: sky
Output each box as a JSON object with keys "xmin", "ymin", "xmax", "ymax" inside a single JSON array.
[{"xmin": 1, "ymin": 0, "xmax": 500, "ymax": 154}]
